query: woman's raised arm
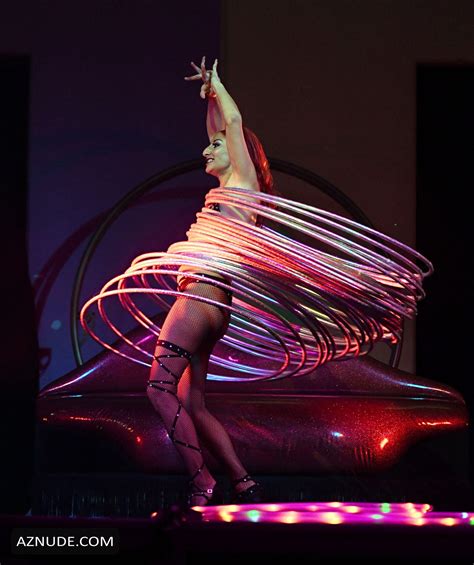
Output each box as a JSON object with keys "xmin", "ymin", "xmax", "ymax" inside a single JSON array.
[
  {"xmin": 206, "ymin": 95, "xmax": 225, "ymax": 140},
  {"xmin": 208, "ymin": 59, "xmax": 258, "ymax": 188},
  {"xmin": 186, "ymin": 57, "xmax": 258, "ymax": 189}
]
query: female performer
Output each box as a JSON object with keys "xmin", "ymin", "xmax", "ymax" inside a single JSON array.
[
  {"xmin": 81, "ymin": 55, "xmax": 433, "ymax": 510},
  {"xmin": 146, "ymin": 56, "xmax": 274, "ymax": 508}
]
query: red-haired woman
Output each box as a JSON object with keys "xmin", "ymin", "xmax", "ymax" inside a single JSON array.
[{"xmin": 146, "ymin": 57, "xmax": 274, "ymax": 508}]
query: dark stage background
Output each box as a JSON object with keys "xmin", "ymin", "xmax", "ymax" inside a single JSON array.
[
  {"xmin": 0, "ymin": 55, "xmax": 38, "ymax": 514},
  {"xmin": 0, "ymin": 0, "xmax": 220, "ymax": 514},
  {"xmin": 416, "ymin": 65, "xmax": 473, "ymax": 485},
  {"xmin": 0, "ymin": 0, "xmax": 473, "ymax": 514}
]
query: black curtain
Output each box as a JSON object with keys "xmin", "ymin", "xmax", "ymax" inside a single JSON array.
[
  {"xmin": 0, "ymin": 55, "xmax": 39, "ymax": 514},
  {"xmin": 416, "ymin": 65, "xmax": 473, "ymax": 491}
]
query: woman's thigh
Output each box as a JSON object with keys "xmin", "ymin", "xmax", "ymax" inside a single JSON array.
[
  {"xmin": 173, "ymin": 283, "xmax": 231, "ymax": 411},
  {"xmin": 160, "ymin": 281, "xmax": 231, "ymax": 343}
]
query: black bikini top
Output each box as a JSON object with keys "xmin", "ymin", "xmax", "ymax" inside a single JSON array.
[{"xmin": 206, "ymin": 202, "xmax": 221, "ymax": 212}]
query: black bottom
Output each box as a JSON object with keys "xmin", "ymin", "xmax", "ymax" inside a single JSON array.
[{"xmin": 177, "ymin": 272, "xmax": 233, "ymax": 301}]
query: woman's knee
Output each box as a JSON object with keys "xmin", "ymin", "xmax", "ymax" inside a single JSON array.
[
  {"xmin": 176, "ymin": 357, "xmax": 205, "ymax": 413},
  {"xmin": 146, "ymin": 383, "xmax": 175, "ymax": 410},
  {"xmin": 186, "ymin": 387, "xmax": 208, "ymax": 416},
  {"xmin": 181, "ymin": 380, "xmax": 206, "ymax": 416},
  {"xmin": 146, "ymin": 384, "xmax": 161, "ymax": 404},
  {"xmin": 188, "ymin": 402, "xmax": 208, "ymax": 420}
]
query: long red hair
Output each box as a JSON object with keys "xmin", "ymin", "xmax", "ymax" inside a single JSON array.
[{"xmin": 242, "ymin": 127, "xmax": 280, "ymax": 223}]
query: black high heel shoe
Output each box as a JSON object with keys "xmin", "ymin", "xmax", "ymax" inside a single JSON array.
[
  {"xmin": 230, "ymin": 474, "xmax": 264, "ymax": 504},
  {"xmin": 187, "ymin": 480, "xmax": 224, "ymax": 508}
]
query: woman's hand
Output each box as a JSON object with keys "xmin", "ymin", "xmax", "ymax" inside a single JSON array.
[{"xmin": 184, "ymin": 56, "xmax": 221, "ymax": 99}]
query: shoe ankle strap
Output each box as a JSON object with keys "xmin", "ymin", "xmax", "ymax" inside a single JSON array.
[
  {"xmin": 231, "ymin": 474, "xmax": 253, "ymax": 487},
  {"xmin": 190, "ymin": 488, "xmax": 213, "ymax": 495}
]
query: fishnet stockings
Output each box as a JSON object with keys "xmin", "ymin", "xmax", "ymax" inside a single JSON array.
[{"xmin": 146, "ymin": 280, "xmax": 231, "ymax": 505}]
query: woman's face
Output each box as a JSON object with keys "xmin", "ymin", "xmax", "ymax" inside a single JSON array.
[{"xmin": 202, "ymin": 131, "xmax": 231, "ymax": 177}]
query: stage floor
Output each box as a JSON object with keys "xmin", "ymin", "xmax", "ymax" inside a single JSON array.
[{"xmin": 1, "ymin": 502, "xmax": 474, "ymax": 564}]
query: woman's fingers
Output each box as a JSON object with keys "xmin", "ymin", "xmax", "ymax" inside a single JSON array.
[
  {"xmin": 200, "ymin": 56, "xmax": 207, "ymax": 81},
  {"xmin": 211, "ymin": 59, "xmax": 220, "ymax": 82},
  {"xmin": 184, "ymin": 72, "xmax": 202, "ymax": 81},
  {"xmin": 185, "ymin": 60, "xmax": 207, "ymax": 80},
  {"xmin": 184, "ymin": 57, "xmax": 218, "ymax": 90}
]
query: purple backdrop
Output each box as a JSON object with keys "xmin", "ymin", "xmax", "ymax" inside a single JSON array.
[{"xmin": 0, "ymin": 0, "xmax": 220, "ymax": 387}]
